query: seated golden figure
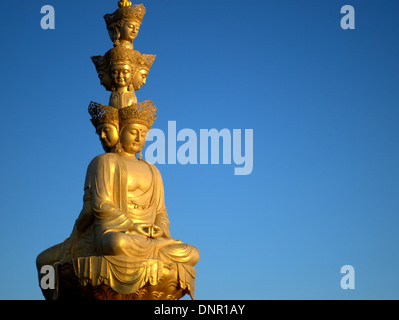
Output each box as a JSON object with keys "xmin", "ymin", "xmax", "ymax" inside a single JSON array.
[{"xmin": 36, "ymin": 101, "xmax": 199, "ymax": 300}]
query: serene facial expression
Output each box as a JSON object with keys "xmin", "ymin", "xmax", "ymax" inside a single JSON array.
[
  {"xmin": 96, "ymin": 123, "xmax": 119, "ymax": 150},
  {"xmin": 133, "ymin": 68, "xmax": 149, "ymax": 90},
  {"xmin": 97, "ymin": 70, "xmax": 112, "ymax": 90},
  {"xmin": 120, "ymin": 21, "xmax": 141, "ymax": 42},
  {"xmin": 111, "ymin": 64, "xmax": 132, "ymax": 88},
  {"xmin": 120, "ymin": 123, "xmax": 149, "ymax": 155}
]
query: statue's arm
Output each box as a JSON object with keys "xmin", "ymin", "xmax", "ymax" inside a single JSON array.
[
  {"xmin": 155, "ymin": 213, "xmax": 171, "ymax": 238},
  {"xmin": 152, "ymin": 165, "xmax": 171, "ymax": 238},
  {"xmin": 85, "ymin": 154, "xmax": 133, "ymax": 232},
  {"xmin": 74, "ymin": 188, "xmax": 94, "ymax": 234}
]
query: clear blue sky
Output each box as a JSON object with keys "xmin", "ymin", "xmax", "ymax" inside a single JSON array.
[{"xmin": 0, "ymin": 0, "xmax": 398, "ymax": 299}]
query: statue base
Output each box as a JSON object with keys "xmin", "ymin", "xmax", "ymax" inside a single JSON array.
[{"xmin": 41, "ymin": 256, "xmax": 195, "ymax": 300}]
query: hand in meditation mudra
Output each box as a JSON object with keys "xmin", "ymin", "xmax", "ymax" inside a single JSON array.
[{"xmin": 36, "ymin": 1, "xmax": 199, "ymax": 300}]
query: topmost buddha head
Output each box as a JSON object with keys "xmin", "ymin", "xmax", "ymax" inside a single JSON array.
[{"xmin": 104, "ymin": 1, "xmax": 146, "ymax": 49}]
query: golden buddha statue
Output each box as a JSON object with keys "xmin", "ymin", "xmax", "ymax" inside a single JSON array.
[
  {"xmin": 104, "ymin": 0, "xmax": 146, "ymax": 50},
  {"xmin": 36, "ymin": 0, "xmax": 199, "ymax": 301}
]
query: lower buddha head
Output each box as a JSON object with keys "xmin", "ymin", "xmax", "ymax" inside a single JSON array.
[
  {"xmin": 118, "ymin": 100, "xmax": 157, "ymax": 158},
  {"xmin": 89, "ymin": 102, "xmax": 119, "ymax": 152}
]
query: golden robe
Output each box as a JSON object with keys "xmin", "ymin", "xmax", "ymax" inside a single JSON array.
[{"xmin": 37, "ymin": 153, "xmax": 199, "ymax": 299}]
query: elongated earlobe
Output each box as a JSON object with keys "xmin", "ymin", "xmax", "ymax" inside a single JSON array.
[{"xmin": 115, "ymin": 141, "xmax": 123, "ymax": 154}]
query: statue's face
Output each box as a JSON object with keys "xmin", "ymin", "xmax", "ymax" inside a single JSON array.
[
  {"xmin": 98, "ymin": 70, "xmax": 112, "ymax": 91},
  {"xmin": 120, "ymin": 123, "xmax": 149, "ymax": 155},
  {"xmin": 120, "ymin": 21, "xmax": 141, "ymax": 42},
  {"xmin": 96, "ymin": 123, "xmax": 119, "ymax": 151},
  {"xmin": 111, "ymin": 64, "xmax": 132, "ymax": 88},
  {"xmin": 133, "ymin": 68, "xmax": 149, "ymax": 90}
]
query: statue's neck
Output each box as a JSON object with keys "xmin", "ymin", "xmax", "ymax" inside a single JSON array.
[
  {"xmin": 121, "ymin": 152, "xmax": 140, "ymax": 160},
  {"xmin": 115, "ymin": 86, "xmax": 129, "ymax": 93},
  {"xmin": 117, "ymin": 40, "xmax": 134, "ymax": 50},
  {"xmin": 109, "ymin": 89, "xmax": 138, "ymax": 109}
]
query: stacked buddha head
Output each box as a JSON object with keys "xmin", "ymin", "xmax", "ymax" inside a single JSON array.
[
  {"xmin": 91, "ymin": 49, "xmax": 156, "ymax": 97},
  {"xmin": 104, "ymin": 0, "xmax": 146, "ymax": 50},
  {"xmin": 133, "ymin": 54, "xmax": 156, "ymax": 90},
  {"xmin": 118, "ymin": 100, "xmax": 157, "ymax": 159},
  {"xmin": 89, "ymin": 102, "xmax": 120, "ymax": 153},
  {"xmin": 106, "ymin": 45, "xmax": 139, "ymax": 108}
]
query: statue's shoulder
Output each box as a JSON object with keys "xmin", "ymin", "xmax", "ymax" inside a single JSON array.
[
  {"xmin": 142, "ymin": 160, "xmax": 163, "ymax": 178},
  {"xmin": 88, "ymin": 153, "xmax": 120, "ymax": 168},
  {"xmin": 142, "ymin": 160, "xmax": 157, "ymax": 170}
]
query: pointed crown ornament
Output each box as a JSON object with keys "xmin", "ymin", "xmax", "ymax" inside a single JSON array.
[
  {"xmin": 137, "ymin": 54, "xmax": 156, "ymax": 71},
  {"xmin": 89, "ymin": 101, "xmax": 119, "ymax": 128},
  {"xmin": 104, "ymin": 2, "xmax": 146, "ymax": 27},
  {"xmin": 118, "ymin": 0, "xmax": 132, "ymax": 7},
  {"xmin": 91, "ymin": 55, "xmax": 107, "ymax": 72},
  {"xmin": 119, "ymin": 100, "xmax": 157, "ymax": 129}
]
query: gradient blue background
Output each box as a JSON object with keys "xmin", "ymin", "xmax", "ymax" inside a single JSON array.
[{"xmin": 0, "ymin": 0, "xmax": 398, "ymax": 299}]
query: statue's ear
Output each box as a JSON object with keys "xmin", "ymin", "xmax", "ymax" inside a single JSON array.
[
  {"xmin": 114, "ymin": 141, "xmax": 123, "ymax": 155},
  {"xmin": 132, "ymin": 66, "xmax": 140, "ymax": 77},
  {"xmin": 108, "ymin": 26, "xmax": 120, "ymax": 45}
]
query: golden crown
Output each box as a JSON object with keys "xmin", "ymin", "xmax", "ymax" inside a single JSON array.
[
  {"xmin": 105, "ymin": 46, "xmax": 139, "ymax": 66},
  {"xmin": 137, "ymin": 54, "xmax": 156, "ymax": 71},
  {"xmin": 104, "ymin": 3, "xmax": 146, "ymax": 27},
  {"xmin": 91, "ymin": 55, "xmax": 107, "ymax": 72},
  {"xmin": 89, "ymin": 102, "xmax": 119, "ymax": 128},
  {"xmin": 119, "ymin": 100, "xmax": 157, "ymax": 129}
]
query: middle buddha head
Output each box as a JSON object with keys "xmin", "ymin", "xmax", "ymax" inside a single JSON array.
[
  {"xmin": 92, "ymin": 48, "xmax": 155, "ymax": 94},
  {"xmin": 132, "ymin": 54, "xmax": 156, "ymax": 91},
  {"xmin": 105, "ymin": 46, "xmax": 139, "ymax": 92}
]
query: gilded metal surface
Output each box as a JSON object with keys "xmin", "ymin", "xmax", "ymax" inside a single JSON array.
[{"xmin": 36, "ymin": 1, "xmax": 199, "ymax": 300}]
